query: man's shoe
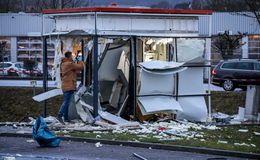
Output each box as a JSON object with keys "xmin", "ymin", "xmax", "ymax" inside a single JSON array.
[{"xmin": 57, "ymin": 116, "xmax": 65, "ymax": 125}]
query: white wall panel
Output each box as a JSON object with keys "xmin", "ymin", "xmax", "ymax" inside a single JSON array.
[{"xmin": 53, "ymin": 14, "xmax": 198, "ymax": 36}]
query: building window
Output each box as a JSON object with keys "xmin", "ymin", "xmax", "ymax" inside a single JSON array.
[
  {"xmin": 0, "ymin": 37, "xmax": 11, "ymax": 61},
  {"xmin": 17, "ymin": 37, "xmax": 55, "ymax": 67},
  {"xmin": 248, "ymin": 35, "xmax": 260, "ymax": 59}
]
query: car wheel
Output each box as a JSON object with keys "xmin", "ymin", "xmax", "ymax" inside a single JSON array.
[{"xmin": 222, "ymin": 80, "xmax": 235, "ymax": 91}]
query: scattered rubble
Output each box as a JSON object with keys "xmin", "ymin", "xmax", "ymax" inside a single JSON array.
[
  {"xmin": 217, "ymin": 140, "xmax": 228, "ymax": 144},
  {"xmin": 253, "ymin": 132, "xmax": 260, "ymax": 136},
  {"xmin": 238, "ymin": 129, "xmax": 248, "ymax": 133},
  {"xmin": 95, "ymin": 142, "xmax": 103, "ymax": 148},
  {"xmin": 234, "ymin": 142, "xmax": 256, "ymax": 147},
  {"xmin": 3, "ymin": 157, "xmax": 16, "ymax": 160},
  {"xmin": 26, "ymin": 139, "xmax": 34, "ymax": 143}
]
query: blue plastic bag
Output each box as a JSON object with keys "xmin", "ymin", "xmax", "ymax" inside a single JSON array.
[{"xmin": 33, "ymin": 117, "xmax": 61, "ymax": 147}]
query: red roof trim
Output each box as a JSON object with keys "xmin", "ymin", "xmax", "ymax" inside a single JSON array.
[{"xmin": 42, "ymin": 7, "xmax": 212, "ymax": 15}]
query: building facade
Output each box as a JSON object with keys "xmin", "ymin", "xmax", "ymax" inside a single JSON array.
[
  {"xmin": 0, "ymin": 11, "xmax": 259, "ymax": 70},
  {"xmin": 199, "ymin": 12, "xmax": 260, "ymax": 61},
  {"xmin": 0, "ymin": 13, "xmax": 54, "ymax": 67}
]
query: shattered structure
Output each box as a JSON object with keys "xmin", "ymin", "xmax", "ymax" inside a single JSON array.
[{"xmin": 35, "ymin": 7, "xmax": 213, "ymax": 124}]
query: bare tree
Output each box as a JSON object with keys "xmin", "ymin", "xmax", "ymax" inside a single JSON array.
[
  {"xmin": 0, "ymin": 42, "xmax": 7, "ymax": 62},
  {"xmin": 212, "ymin": 31, "xmax": 247, "ymax": 59},
  {"xmin": 0, "ymin": 0, "xmax": 83, "ymax": 13},
  {"xmin": 195, "ymin": 0, "xmax": 260, "ymax": 27},
  {"xmin": 0, "ymin": 0, "xmax": 23, "ymax": 13},
  {"xmin": 150, "ymin": 1, "xmax": 172, "ymax": 9},
  {"xmin": 243, "ymin": 0, "xmax": 260, "ymax": 26},
  {"xmin": 38, "ymin": 0, "xmax": 82, "ymax": 10}
]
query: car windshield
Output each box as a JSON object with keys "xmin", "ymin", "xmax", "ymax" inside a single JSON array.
[
  {"xmin": 3, "ymin": 63, "xmax": 12, "ymax": 67},
  {"xmin": 15, "ymin": 63, "xmax": 22, "ymax": 68}
]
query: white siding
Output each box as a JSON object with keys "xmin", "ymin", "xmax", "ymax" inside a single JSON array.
[
  {"xmin": 0, "ymin": 13, "xmax": 54, "ymax": 36},
  {"xmin": 199, "ymin": 12, "xmax": 260, "ymax": 36}
]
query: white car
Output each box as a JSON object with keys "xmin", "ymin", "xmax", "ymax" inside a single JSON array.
[{"xmin": 0, "ymin": 62, "xmax": 24, "ymax": 77}]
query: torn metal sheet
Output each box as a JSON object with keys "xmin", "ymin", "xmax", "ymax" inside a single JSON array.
[
  {"xmin": 176, "ymin": 97, "xmax": 208, "ymax": 122},
  {"xmin": 139, "ymin": 60, "xmax": 185, "ymax": 70},
  {"xmin": 133, "ymin": 153, "xmax": 148, "ymax": 160},
  {"xmin": 32, "ymin": 89, "xmax": 63, "ymax": 102},
  {"xmin": 141, "ymin": 67, "xmax": 187, "ymax": 75},
  {"xmin": 212, "ymin": 112, "xmax": 231, "ymax": 123},
  {"xmin": 109, "ymin": 81, "xmax": 123, "ymax": 108},
  {"xmin": 98, "ymin": 44, "xmax": 129, "ymax": 81},
  {"xmin": 117, "ymin": 50, "xmax": 130, "ymax": 82},
  {"xmin": 137, "ymin": 61, "xmax": 185, "ymax": 116},
  {"xmin": 176, "ymin": 67, "xmax": 208, "ymax": 122},
  {"xmin": 137, "ymin": 96, "xmax": 183, "ymax": 115},
  {"xmin": 74, "ymin": 94, "xmax": 94, "ymax": 124},
  {"xmin": 139, "ymin": 70, "xmax": 174, "ymax": 95},
  {"xmin": 178, "ymin": 67, "xmax": 206, "ymax": 95},
  {"xmin": 80, "ymin": 100, "xmax": 129, "ymax": 124}
]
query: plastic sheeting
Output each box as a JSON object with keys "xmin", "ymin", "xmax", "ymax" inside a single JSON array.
[
  {"xmin": 138, "ymin": 96, "xmax": 183, "ymax": 115},
  {"xmin": 33, "ymin": 117, "xmax": 61, "ymax": 147}
]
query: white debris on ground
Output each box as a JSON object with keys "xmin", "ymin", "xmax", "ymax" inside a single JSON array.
[
  {"xmin": 26, "ymin": 139, "xmax": 34, "ymax": 143},
  {"xmin": 111, "ymin": 120, "xmax": 219, "ymax": 141},
  {"xmin": 15, "ymin": 154, "xmax": 22, "ymax": 157},
  {"xmin": 217, "ymin": 140, "xmax": 228, "ymax": 144},
  {"xmin": 95, "ymin": 142, "xmax": 103, "ymax": 148},
  {"xmin": 238, "ymin": 129, "xmax": 248, "ymax": 133},
  {"xmin": 1, "ymin": 116, "xmax": 258, "ymax": 149},
  {"xmin": 234, "ymin": 142, "xmax": 256, "ymax": 147},
  {"xmin": 3, "ymin": 157, "xmax": 16, "ymax": 160},
  {"xmin": 253, "ymin": 132, "xmax": 260, "ymax": 136}
]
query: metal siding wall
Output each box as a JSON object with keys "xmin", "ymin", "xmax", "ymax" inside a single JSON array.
[
  {"xmin": 0, "ymin": 14, "xmax": 42, "ymax": 36},
  {"xmin": 199, "ymin": 16, "xmax": 209, "ymax": 36},
  {"xmin": 199, "ymin": 12, "xmax": 260, "ymax": 35}
]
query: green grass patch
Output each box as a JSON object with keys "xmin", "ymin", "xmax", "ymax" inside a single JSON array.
[
  {"xmin": 57, "ymin": 125, "xmax": 260, "ymax": 153},
  {"xmin": 0, "ymin": 87, "xmax": 63, "ymax": 122},
  {"xmin": 210, "ymin": 91, "xmax": 246, "ymax": 114},
  {"xmin": 0, "ymin": 87, "xmax": 248, "ymax": 121}
]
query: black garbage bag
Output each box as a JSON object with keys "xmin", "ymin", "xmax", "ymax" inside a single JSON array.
[{"xmin": 33, "ymin": 117, "xmax": 61, "ymax": 147}]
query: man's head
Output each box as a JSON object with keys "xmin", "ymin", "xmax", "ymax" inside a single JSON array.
[{"xmin": 64, "ymin": 51, "xmax": 72, "ymax": 59}]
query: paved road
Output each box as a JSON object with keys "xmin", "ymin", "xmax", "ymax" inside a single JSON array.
[
  {"xmin": 0, "ymin": 80, "xmax": 82, "ymax": 88},
  {"xmin": 0, "ymin": 136, "xmax": 250, "ymax": 160},
  {"xmin": 0, "ymin": 80, "xmax": 226, "ymax": 91},
  {"xmin": 0, "ymin": 80, "xmax": 57, "ymax": 88}
]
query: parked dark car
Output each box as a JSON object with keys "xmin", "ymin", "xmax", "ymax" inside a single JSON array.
[{"xmin": 211, "ymin": 59, "xmax": 260, "ymax": 91}]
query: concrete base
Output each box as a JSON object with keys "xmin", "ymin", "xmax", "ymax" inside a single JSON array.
[{"xmin": 244, "ymin": 85, "xmax": 260, "ymax": 121}]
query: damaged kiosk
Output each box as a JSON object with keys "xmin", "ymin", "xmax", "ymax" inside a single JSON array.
[{"xmin": 40, "ymin": 7, "xmax": 213, "ymax": 124}]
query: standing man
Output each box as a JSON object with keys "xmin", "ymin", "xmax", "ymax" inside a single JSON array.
[{"xmin": 57, "ymin": 51, "xmax": 84, "ymax": 124}]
